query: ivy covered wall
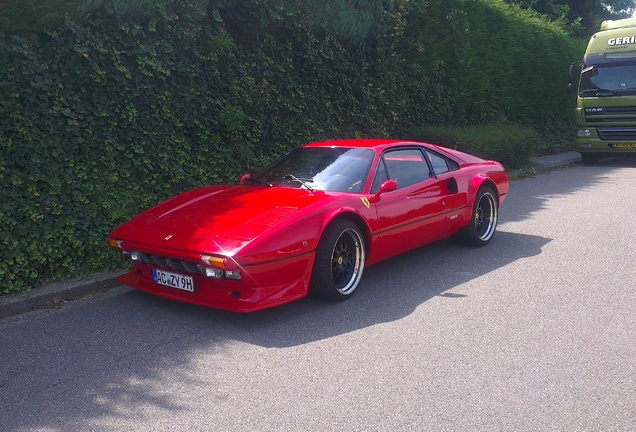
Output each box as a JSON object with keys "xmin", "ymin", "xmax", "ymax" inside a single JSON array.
[{"xmin": 0, "ymin": 0, "xmax": 582, "ymax": 293}]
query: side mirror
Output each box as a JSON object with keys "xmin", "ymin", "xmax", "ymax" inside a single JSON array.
[
  {"xmin": 240, "ymin": 173, "xmax": 251, "ymax": 185},
  {"xmin": 370, "ymin": 179, "xmax": 397, "ymax": 202},
  {"xmin": 379, "ymin": 179, "xmax": 398, "ymax": 194},
  {"xmin": 567, "ymin": 62, "xmax": 581, "ymax": 95},
  {"xmin": 568, "ymin": 62, "xmax": 579, "ymax": 84},
  {"xmin": 568, "ymin": 63, "xmax": 578, "ymax": 84}
]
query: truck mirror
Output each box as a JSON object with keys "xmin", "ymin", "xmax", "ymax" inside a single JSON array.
[{"xmin": 568, "ymin": 62, "xmax": 580, "ymax": 84}]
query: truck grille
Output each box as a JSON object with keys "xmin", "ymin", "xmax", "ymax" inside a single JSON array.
[
  {"xmin": 138, "ymin": 253, "xmax": 205, "ymax": 276},
  {"xmin": 597, "ymin": 127, "xmax": 636, "ymax": 140},
  {"xmin": 585, "ymin": 106, "xmax": 636, "ymax": 124}
]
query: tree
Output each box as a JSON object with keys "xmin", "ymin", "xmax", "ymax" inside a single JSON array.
[{"xmin": 503, "ymin": 0, "xmax": 636, "ymax": 36}]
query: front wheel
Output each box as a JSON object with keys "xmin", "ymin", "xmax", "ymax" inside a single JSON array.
[
  {"xmin": 581, "ymin": 153, "xmax": 601, "ymax": 165},
  {"xmin": 452, "ymin": 186, "xmax": 499, "ymax": 247},
  {"xmin": 310, "ymin": 220, "xmax": 366, "ymax": 301}
]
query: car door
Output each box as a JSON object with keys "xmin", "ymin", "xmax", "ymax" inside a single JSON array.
[
  {"xmin": 368, "ymin": 147, "xmax": 458, "ymax": 262},
  {"xmin": 423, "ymin": 148, "xmax": 467, "ymax": 231}
]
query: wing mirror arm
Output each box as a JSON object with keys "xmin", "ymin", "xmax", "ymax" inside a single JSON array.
[{"xmin": 369, "ymin": 179, "xmax": 398, "ymax": 203}]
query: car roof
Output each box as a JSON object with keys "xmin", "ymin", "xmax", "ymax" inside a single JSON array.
[
  {"xmin": 301, "ymin": 139, "xmax": 484, "ymax": 166},
  {"xmin": 301, "ymin": 139, "xmax": 425, "ymax": 151}
]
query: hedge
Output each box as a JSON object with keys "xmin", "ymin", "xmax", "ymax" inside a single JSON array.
[{"xmin": 1, "ymin": 0, "xmax": 583, "ymax": 294}]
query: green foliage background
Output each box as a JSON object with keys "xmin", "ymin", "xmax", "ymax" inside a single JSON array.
[{"xmin": 1, "ymin": 0, "xmax": 584, "ymax": 294}]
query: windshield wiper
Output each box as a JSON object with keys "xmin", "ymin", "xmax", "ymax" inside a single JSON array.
[
  {"xmin": 284, "ymin": 174, "xmax": 314, "ymax": 191},
  {"xmin": 580, "ymin": 89, "xmax": 615, "ymax": 96},
  {"xmin": 267, "ymin": 175, "xmax": 315, "ymax": 191}
]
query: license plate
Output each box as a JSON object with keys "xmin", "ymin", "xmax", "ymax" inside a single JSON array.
[
  {"xmin": 611, "ymin": 143, "xmax": 636, "ymax": 148},
  {"xmin": 152, "ymin": 269, "xmax": 194, "ymax": 292}
]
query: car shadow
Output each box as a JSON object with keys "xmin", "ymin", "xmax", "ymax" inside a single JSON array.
[
  {"xmin": 87, "ymin": 227, "xmax": 549, "ymax": 350},
  {"xmin": 199, "ymin": 231, "xmax": 550, "ymax": 347}
]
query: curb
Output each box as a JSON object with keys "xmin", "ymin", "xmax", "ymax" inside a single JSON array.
[
  {"xmin": 0, "ymin": 152, "xmax": 583, "ymax": 320},
  {"xmin": 529, "ymin": 151, "xmax": 581, "ymax": 174},
  {"xmin": 0, "ymin": 271, "xmax": 125, "ymax": 319}
]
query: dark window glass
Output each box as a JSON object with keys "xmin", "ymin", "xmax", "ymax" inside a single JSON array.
[
  {"xmin": 425, "ymin": 149, "xmax": 459, "ymax": 174},
  {"xmin": 377, "ymin": 148, "xmax": 428, "ymax": 190}
]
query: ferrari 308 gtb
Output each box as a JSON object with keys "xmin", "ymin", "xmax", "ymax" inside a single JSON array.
[{"xmin": 107, "ymin": 139, "xmax": 509, "ymax": 312}]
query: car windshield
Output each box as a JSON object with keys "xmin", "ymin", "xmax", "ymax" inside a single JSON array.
[
  {"xmin": 580, "ymin": 61, "xmax": 636, "ymax": 95},
  {"xmin": 254, "ymin": 147, "xmax": 374, "ymax": 193}
]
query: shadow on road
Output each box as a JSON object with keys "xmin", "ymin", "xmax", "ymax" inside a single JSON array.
[
  {"xmin": 502, "ymin": 156, "xmax": 634, "ymax": 223},
  {"xmin": 220, "ymin": 231, "xmax": 550, "ymax": 347}
]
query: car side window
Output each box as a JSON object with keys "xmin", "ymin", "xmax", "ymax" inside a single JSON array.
[
  {"xmin": 370, "ymin": 158, "xmax": 389, "ymax": 193},
  {"xmin": 425, "ymin": 150, "xmax": 459, "ymax": 175},
  {"xmin": 373, "ymin": 148, "xmax": 429, "ymax": 191}
]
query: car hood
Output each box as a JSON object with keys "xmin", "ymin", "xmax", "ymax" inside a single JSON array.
[{"xmin": 110, "ymin": 185, "xmax": 328, "ymax": 255}]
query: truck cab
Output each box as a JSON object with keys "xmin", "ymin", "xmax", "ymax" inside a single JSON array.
[{"xmin": 568, "ymin": 18, "xmax": 636, "ymax": 164}]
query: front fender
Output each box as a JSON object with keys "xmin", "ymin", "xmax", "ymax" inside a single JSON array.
[
  {"xmin": 235, "ymin": 195, "xmax": 375, "ymax": 266},
  {"xmin": 318, "ymin": 197, "xmax": 377, "ymax": 246},
  {"xmin": 465, "ymin": 169, "xmax": 507, "ymax": 210}
]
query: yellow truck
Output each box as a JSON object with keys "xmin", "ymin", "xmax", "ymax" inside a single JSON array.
[{"xmin": 568, "ymin": 17, "xmax": 636, "ymax": 164}]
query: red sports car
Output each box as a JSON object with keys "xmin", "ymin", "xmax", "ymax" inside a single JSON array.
[{"xmin": 107, "ymin": 139, "xmax": 509, "ymax": 312}]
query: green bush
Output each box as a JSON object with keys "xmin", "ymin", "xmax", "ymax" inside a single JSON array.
[
  {"xmin": 398, "ymin": 0, "xmax": 584, "ymax": 124},
  {"xmin": 0, "ymin": 1, "xmax": 437, "ymax": 293},
  {"xmin": 0, "ymin": 0, "xmax": 177, "ymax": 34},
  {"xmin": 0, "ymin": 0, "xmax": 584, "ymax": 294},
  {"xmin": 0, "ymin": 3, "xmax": 241, "ymax": 292},
  {"xmin": 0, "ymin": 0, "xmax": 80, "ymax": 34},
  {"xmin": 411, "ymin": 124, "xmax": 542, "ymax": 168}
]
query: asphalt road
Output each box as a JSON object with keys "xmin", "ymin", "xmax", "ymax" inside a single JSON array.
[{"xmin": 1, "ymin": 157, "xmax": 635, "ymax": 432}]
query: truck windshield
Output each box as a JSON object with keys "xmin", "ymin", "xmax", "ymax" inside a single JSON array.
[{"xmin": 580, "ymin": 61, "xmax": 636, "ymax": 95}]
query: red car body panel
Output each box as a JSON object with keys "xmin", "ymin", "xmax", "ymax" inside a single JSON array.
[{"xmin": 108, "ymin": 139, "xmax": 509, "ymax": 312}]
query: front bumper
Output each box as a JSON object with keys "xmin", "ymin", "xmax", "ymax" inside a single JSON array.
[
  {"xmin": 118, "ymin": 252, "xmax": 315, "ymax": 313},
  {"xmin": 575, "ymin": 129, "xmax": 636, "ymax": 154}
]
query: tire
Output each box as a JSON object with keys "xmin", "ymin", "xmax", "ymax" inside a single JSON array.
[
  {"xmin": 581, "ymin": 153, "xmax": 601, "ymax": 165},
  {"xmin": 452, "ymin": 186, "xmax": 498, "ymax": 247},
  {"xmin": 310, "ymin": 219, "xmax": 366, "ymax": 301}
]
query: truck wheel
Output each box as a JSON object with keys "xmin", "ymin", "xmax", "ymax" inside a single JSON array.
[{"xmin": 581, "ymin": 153, "xmax": 601, "ymax": 165}]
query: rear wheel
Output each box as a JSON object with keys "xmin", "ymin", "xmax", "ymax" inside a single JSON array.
[
  {"xmin": 452, "ymin": 186, "xmax": 498, "ymax": 247},
  {"xmin": 310, "ymin": 220, "xmax": 366, "ymax": 301}
]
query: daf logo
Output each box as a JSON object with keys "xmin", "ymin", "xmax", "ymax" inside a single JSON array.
[
  {"xmin": 585, "ymin": 108, "xmax": 603, "ymax": 113},
  {"xmin": 164, "ymin": 235, "xmax": 173, "ymax": 241}
]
